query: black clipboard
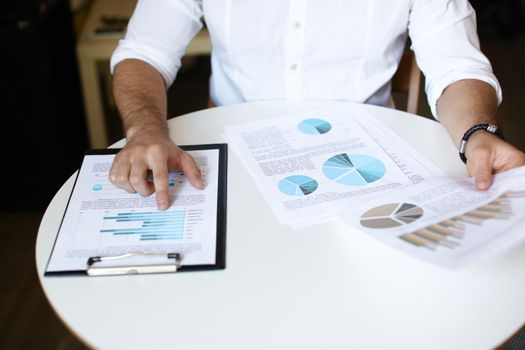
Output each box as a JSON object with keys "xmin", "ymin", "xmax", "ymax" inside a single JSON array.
[{"xmin": 44, "ymin": 143, "xmax": 227, "ymax": 276}]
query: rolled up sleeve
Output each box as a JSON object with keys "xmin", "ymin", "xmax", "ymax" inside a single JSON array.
[
  {"xmin": 408, "ymin": 0, "xmax": 502, "ymax": 119},
  {"xmin": 110, "ymin": 0, "xmax": 203, "ymax": 87}
]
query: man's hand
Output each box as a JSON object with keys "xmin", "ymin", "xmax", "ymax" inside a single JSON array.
[
  {"xmin": 110, "ymin": 59, "xmax": 203, "ymax": 210},
  {"xmin": 465, "ymin": 132, "xmax": 525, "ymax": 190},
  {"xmin": 109, "ymin": 129, "xmax": 204, "ymax": 210},
  {"xmin": 436, "ymin": 79, "xmax": 525, "ymax": 190}
]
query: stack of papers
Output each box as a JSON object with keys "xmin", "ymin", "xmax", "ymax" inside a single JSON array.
[
  {"xmin": 224, "ymin": 106, "xmax": 445, "ymax": 227},
  {"xmin": 225, "ymin": 107, "xmax": 525, "ymax": 267}
]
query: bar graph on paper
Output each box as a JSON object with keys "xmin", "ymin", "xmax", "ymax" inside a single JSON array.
[
  {"xmin": 100, "ymin": 210, "xmax": 185, "ymax": 241},
  {"xmin": 358, "ymin": 190, "xmax": 525, "ymax": 251},
  {"xmin": 398, "ymin": 190, "xmax": 525, "ymax": 250}
]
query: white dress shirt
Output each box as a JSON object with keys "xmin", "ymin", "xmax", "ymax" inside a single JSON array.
[{"xmin": 110, "ymin": 0, "xmax": 502, "ymax": 118}]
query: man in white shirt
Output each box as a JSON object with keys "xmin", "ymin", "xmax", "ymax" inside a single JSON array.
[{"xmin": 109, "ymin": 0, "xmax": 525, "ymax": 210}]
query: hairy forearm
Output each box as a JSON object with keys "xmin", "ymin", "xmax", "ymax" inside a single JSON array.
[
  {"xmin": 113, "ymin": 59, "xmax": 169, "ymax": 139},
  {"xmin": 110, "ymin": 59, "xmax": 203, "ymax": 208},
  {"xmin": 436, "ymin": 79, "xmax": 499, "ymax": 146}
]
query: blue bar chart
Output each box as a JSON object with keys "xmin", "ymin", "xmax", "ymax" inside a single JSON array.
[{"xmin": 100, "ymin": 211, "xmax": 185, "ymax": 241}]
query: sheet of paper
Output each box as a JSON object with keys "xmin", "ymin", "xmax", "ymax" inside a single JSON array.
[
  {"xmin": 340, "ymin": 166, "xmax": 525, "ymax": 267},
  {"xmin": 353, "ymin": 112, "xmax": 446, "ymax": 178},
  {"xmin": 46, "ymin": 149, "xmax": 220, "ymax": 273},
  {"xmin": 225, "ymin": 108, "xmax": 444, "ymax": 226}
]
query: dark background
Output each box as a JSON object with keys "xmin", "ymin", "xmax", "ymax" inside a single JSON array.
[
  {"xmin": 0, "ymin": 0, "xmax": 524, "ymax": 349},
  {"xmin": 0, "ymin": 0, "xmax": 88, "ymax": 211}
]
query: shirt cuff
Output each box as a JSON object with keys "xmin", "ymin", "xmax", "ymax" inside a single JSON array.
[{"xmin": 110, "ymin": 41, "xmax": 182, "ymax": 88}]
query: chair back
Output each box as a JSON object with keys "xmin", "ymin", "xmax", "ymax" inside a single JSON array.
[{"xmin": 391, "ymin": 51, "xmax": 422, "ymax": 114}]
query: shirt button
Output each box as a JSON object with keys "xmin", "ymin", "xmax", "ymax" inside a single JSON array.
[
  {"xmin": 290, "ymin": 64, "xmax": 298, "ymax": 71},
  {"xmin": 294, "ymin": 21, "xmax": 302, "ymax": 29}
]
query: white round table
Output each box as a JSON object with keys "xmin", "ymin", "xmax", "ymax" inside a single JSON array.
[{"xmin": 36, "ymin": 101, "xmax": 525, "ymax": 350}]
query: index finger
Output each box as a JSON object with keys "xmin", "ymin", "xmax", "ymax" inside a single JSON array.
[{"xmin": 151, "ymin": 161, "xmax": 170, "ymax": 210}]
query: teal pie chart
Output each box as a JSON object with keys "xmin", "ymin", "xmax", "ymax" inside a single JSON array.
[
  {"xmin": 298, "ymin": 118, "xmax": 332, "ymax": 135},
  {"xmin": 323, "ymin": 154, "xmax": 386, "ymax": 186},
  {"xmin": 278, "ymin": 175, "xmax": 319, "ymax": 196}
]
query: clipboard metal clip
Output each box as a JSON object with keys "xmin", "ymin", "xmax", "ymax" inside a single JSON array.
[{"xmin": 86, "ymin": 252, "xmax": 181, "ymax": 276}]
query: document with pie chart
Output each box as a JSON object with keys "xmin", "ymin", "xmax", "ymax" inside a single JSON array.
[
  {"xmin": 340, "ymin": 166, "xmax": 525, "ymax": 267},
  {"xmin": 224, "ymin": 106, "xmax": 445, "ymax": 227}
]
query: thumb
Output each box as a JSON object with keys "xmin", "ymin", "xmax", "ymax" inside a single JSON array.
[
  {"xmin": 468, "ymin": 150, "xmax": 494, "ymax": 191},
  {"xmin": 180, "ymin": 153, "xmax": 204, "ymax": 190},
  {"xmin": 167, "ymin": 145, "xmax": 204, "ymax": 190}
]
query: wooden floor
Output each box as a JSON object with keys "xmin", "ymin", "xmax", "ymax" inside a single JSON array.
[{"xmin": 1, "ymin": 32, "xmax": 524, "ymax": 350}]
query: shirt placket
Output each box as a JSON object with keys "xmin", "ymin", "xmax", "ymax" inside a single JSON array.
[{"xmin": 285, "ymin": 0, "xmax": 307, "ymax": 99}]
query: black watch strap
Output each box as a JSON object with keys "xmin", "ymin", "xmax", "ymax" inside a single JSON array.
[{"xmin": 458, "ymin": 123, "xmax": 504, "ymax": 164}]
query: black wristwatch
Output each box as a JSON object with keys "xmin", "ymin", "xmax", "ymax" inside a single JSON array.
[{"xmin": 458, "ymin": 123, "xmax": 504, "ymax": 164}]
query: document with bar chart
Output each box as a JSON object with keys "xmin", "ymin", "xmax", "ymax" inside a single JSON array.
[
  {"xmin": 45, "ymin": 145, "xmax": 227, "ymax": 275},
  {"xmin": 224, "ymin": 107, "xmax": 444, "ymax": 227},
  {"xmin": 340, "ymin": 166, "xmax": 525, "ymax": 268}
]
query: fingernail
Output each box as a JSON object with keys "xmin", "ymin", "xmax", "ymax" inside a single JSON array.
[
  {"xmin": 477, "ymin": 180, "xmax": 490, "ymax": 190},
  {"xmin": 158, "ymin": 199, "xmax": 168, "ymax": 209}
]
